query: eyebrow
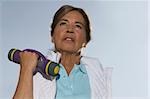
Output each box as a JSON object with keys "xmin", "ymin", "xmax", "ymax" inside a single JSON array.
[
  {"xmin": 60, "ymin": 19, "xmax": 68, "ymax": 22},
  {"xmin": 59, "ymin": 19, "xmax": 85, "ymax": 26}
]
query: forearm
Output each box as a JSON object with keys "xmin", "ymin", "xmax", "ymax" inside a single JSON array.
[{"xmin": 13, "ymin": 67, "xmax": 33, "ymax": 99}]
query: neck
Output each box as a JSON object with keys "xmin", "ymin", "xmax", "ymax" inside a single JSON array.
[{"xmin": 60, "ymin": 52, "xmax": 81, "ymax": 75}]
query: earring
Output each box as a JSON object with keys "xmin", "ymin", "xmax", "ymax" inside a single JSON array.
[{"xmin": 80, "ymin": 43, "xmax": 86, "ymax": 56}]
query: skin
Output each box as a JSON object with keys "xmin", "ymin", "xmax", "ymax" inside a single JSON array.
[
  {"xmin": 52, "ymin": 10, "xmax": 87, "ymax": 75},
  {"xmin": 13, "ymin": 10, "xmax": 87, "ymax": 99},
  {"xmin": 13, "ymin": 51, "xmax": 38, "ymax": 99}
]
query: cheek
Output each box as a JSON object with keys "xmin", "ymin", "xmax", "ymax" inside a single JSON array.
[
  {"xmin": 52, "ymin": 34, "xmax": 60, "ymax": 45},
  {"xmin": 77, "ymin": 31, "xmax": 87, "ymax": 43},
  {"xmin": 52, "ymin": 27, "xmax": 64, "ymax": 41},
  {"xmin": 52, "ymin": 34, "xmax": 61, "ymax": 44}
]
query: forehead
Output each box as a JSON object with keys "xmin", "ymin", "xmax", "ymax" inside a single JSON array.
[{"xmin": 60, "ymin": 10, "xmax": 85, "ymax": 23}]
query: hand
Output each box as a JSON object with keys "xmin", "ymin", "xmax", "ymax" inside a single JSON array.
[{"xmin": 19, "ymin": 51, "xmax": 39, "ymax": 73}]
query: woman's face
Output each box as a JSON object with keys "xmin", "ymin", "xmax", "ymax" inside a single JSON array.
[{"xmin": 52, "ymin": 10, "xmax": 87, "ymax": 54}]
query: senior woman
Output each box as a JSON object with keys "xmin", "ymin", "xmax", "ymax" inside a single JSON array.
[{"xmin": 13, "ymin": 5, "xmax": 108, "ymax": 99}]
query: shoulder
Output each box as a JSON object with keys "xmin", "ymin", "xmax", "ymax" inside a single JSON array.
[
  {"xmin": 33, "ymin": 73, "xmax": 56, "ymax": 98},
  {"xmin": 81, "ymin": 56, "xmax": 104, "ymax": 71},
  {"xmin": 81, "ymin": 56, "xmax": 100, "ymax": 62},
  {"xmin": 33, "ymin": 73, "xmax": 56, "ymax": 87}
]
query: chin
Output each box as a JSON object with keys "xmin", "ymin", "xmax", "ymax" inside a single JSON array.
[
  {"xmin": 61, "ymin": 48, "xmax": 78, "ymax": 54},
  {"xmin": 56, "ymin": 46, "xmax": 79, "ymax": 54}
]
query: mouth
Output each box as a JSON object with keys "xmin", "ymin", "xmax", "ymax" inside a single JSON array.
[{"xmin": 63, "ymin": 37, "xmax": 75, "ymax": 42}]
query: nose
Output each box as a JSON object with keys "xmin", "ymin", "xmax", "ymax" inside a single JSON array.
[{"xmin": 66, "ymin": 25, "xmax": 74, "ymax": 33}]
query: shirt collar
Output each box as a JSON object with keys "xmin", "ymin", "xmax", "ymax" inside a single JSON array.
[
  {"xmin": 76, "ymin": 63, "xmax": 87, "ymax": 74},
  {"xmin": 59, "ymin": 63, "xmax": 87, "ymax": 74}
]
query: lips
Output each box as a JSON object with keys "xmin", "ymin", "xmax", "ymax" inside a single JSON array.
[
  {"xmin": 65, "ymin": 37, "xmax": 74, "ymax": 41},
  {"xmin": 63, "ymin": 36, "xmax": 75, "ymax": 42}
]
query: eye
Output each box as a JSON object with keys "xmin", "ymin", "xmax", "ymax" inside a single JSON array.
[
  {"xmin": 75, "ymin": 24, "xmax": 82, "ymax": 29},
  {"xmin": 59, "ymin": 21, "xmax": 67, "ymax": 26}
]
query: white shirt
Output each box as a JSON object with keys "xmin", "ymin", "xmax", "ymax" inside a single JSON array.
[{"xmin": 33, "ymin": 51, "xmax": 112, "ymax": 99}]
